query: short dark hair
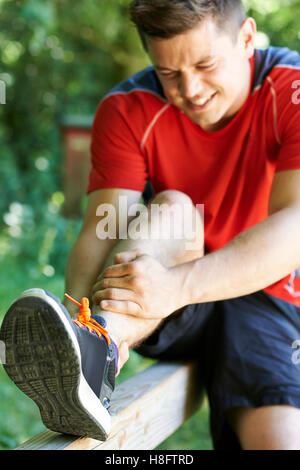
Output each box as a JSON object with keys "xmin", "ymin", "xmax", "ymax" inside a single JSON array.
[{"xmin": 129, "ymin": 0, "xmax": 246, "ymax": 50}]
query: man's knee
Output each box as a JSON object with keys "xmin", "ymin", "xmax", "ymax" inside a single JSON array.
[
  {"xmin": 144, "ymin": 190, "xmax": 204, "ymax": 261},
  {"xmin": 152, "ymin": 189, "xmax": 194, "ymax": 208},
  {"xmin": 149, "ymin": 190, "xmax": 203, "ymax": 239}
]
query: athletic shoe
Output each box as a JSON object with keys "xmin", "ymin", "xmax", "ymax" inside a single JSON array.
[{"xmin": 0, "ymin": 288, "xmax": 118, "ymax": 441}]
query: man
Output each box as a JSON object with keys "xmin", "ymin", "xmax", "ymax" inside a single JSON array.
[{"xmin": 2, "ymin": 0, "xmax": 300, "ymax": 450}]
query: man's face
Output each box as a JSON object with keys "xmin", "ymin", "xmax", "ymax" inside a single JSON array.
[{"xmin": 147, "ymin": 18, "xmax": 255, "ymax": 132}]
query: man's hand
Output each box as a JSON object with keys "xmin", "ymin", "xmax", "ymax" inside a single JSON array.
[{"xmin": 91, "ymin": 251, "xmax": 184, "ymax": 320}]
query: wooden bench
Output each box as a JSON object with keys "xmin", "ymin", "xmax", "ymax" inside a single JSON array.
[{"xmin": 16, "ymin": 361, "xmax": 203, "ymax": 450}]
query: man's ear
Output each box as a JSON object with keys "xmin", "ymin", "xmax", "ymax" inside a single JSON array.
[{"xmin": 238, "ymin": 17, "xmax": 256, "ymax": 59}]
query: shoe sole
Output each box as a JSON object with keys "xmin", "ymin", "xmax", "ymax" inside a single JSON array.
[{"xmin": 0, "ymin": 288, "xmax": 111, "ymax": 441}]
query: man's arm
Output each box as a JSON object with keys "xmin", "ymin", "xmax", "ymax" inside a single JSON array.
[
  {"xmin": 95, "ymin": 169, "xmax": 300, "ymax": 320},
  {"xmin": 63, "ymin": 187, "xmax": 142, "ymax": 316},
  {"xmin": 176, "ymin": 168, "xmax": 300, "ymax": 305}
]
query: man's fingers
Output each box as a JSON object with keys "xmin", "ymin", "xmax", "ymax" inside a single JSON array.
[
  {"xmin": 99, "ymin": 299, "xmax": 142, "ymax": 316},
  {"xmin": 93, "ymin": 286, "xmax": 139, "ymax": 304},
  {"xmin": 103, "ymin": 262, "xmax": 133, "ymax": 278},
  {"xmin": 93, "ymin": 276, "xmax": 142, "ymax": 297},
  {"xmin": 105, "ymin": 251, "xmax": 147, "ymax": 278},
  {"xmin": 114, "ymin": 250, "xmax": 142, "ymax": 264},
  {"xmin": 92, "ymin": 277, "xmax": 127, "ymax": 296},
  {"xmin": 94, "ymin": 252, "xmax": 138, "ymax": 284}
]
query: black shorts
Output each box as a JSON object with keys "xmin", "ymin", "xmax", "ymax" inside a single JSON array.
[{"xmin": 135, "ymin": 291, "xmax": 300, "ymax": 450}]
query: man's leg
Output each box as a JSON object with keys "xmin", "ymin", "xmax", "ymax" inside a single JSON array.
[
  {"xmin": 227, "ymin": 405, "xmax": 300, "ymax": 450},
  {"xmin": 91, "ymin": 189, "xmax": 205, "ymax": 369},
  {"xmin": 0, "ymin": 190, "xmax": 204, "ymax": 440},
  {"xmin": 201, "ymin": 291, "xmax": 300, "ymax": 451}
]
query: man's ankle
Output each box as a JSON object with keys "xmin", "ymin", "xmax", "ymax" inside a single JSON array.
[{"xmin": 116, "ymin": 341, "xmax": 129, "ymax": 376}]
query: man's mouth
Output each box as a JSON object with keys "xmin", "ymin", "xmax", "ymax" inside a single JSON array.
[{"xmin": 188, "ymin": 91, "xmax": 217, "ymax": 110}]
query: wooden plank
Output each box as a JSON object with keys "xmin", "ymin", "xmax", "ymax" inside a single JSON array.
[{"xmin": 16, "ymin": 361, "xmax": 203, "ymax": 451}]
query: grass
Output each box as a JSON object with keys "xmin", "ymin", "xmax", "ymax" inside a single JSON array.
[{"xmin": 0, "ymin": 256, "xmax": 213, "ymax": 450}]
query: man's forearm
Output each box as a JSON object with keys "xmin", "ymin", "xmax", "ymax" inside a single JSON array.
[{"xmin": 176, "ymin": 205, "xmax": 300, "ymax": 305}]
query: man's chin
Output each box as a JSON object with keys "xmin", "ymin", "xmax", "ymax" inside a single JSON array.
[
  {"xmin": 187, "ymin": 113, "xmax": 219, "ymax": 131},
  {"xmin": 170, "ymin": 99, "xmax": 225, "ymax": 131},
  {"xmin": 184, "ymin": 109, "xmax": 229, "ymax": 132}
]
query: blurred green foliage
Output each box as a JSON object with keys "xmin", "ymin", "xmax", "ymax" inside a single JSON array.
[
  {"xmin": 0, "ymin": 0, "xmax": 151, "ymax": 282},
  {"xmin": 0, "ymin": 0, "xmax": 300, "ymax": 451},
  {"xmin": 0, "ymin": 0, "xmax": 300, "ymax": 280}
]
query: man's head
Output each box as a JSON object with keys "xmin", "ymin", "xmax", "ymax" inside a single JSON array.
[
  {"xmin": 130, "ymin": 0, "xmax": 247, "ymax": 51},
  {"xmin": 130, "ymin": 0, "xmax": 256, "ymax": 132}
]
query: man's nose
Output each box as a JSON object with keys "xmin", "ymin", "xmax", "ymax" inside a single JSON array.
[{"xmin": 179, "ymin": 72, "xmax": 203, "ymax": 100}]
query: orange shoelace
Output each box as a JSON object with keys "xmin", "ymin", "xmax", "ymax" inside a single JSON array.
[{"xmin": 64, "ymin": 293, "xmax": 111, "ymax": 346}]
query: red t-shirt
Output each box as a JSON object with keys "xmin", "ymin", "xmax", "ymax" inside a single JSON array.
[{"xmin": 88, "ymin": 47, "xmax": 300, "ymax": 307}]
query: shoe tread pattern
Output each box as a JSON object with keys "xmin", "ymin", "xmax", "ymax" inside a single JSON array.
[{"xmin": 0, "ymin": 297, "xmax": 107, "ymax": 441}]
